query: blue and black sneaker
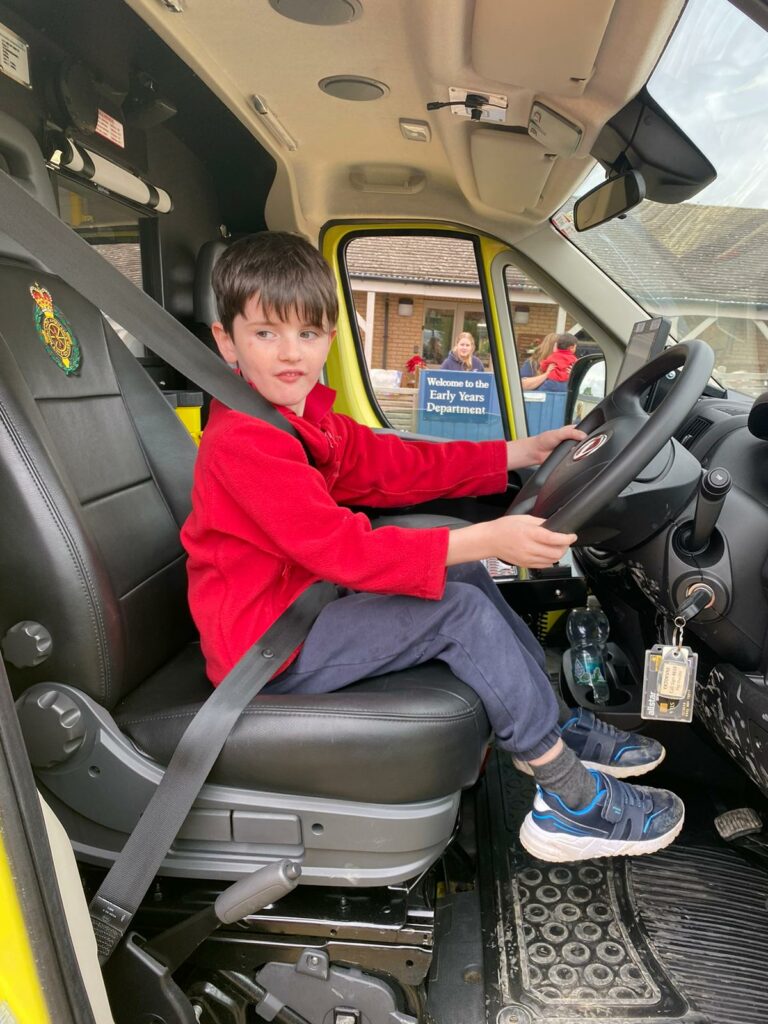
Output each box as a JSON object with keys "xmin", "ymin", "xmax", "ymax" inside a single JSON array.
[
  {"xmin": 515, "ymin": 709, "xmax": 665, "ymax": 779},
  {"xmin": 519, "ymin": 770, "xmax": 684, "ymax": 862}
]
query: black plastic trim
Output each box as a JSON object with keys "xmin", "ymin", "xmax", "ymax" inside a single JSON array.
[{"xmin": 728, "ymin": 0, "xmax": 768, "ymax": 30}]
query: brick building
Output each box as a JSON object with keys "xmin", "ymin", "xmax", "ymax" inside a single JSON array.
[
  {"xmin": 344, "ymin": 205, "xmax": 768, "ymax": 397},
  {"xmin": 345, "ymin": 235, "xmax": 567, "ymax": 377}
]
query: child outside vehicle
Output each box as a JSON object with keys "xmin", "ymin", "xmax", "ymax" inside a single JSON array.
[
  {"xmin": 180, "ymin": 232, "xmax": 683, "ymax": 863},
  {"xmin": 539, "ymin": 333, "xmax": 579, "ymax": 386}
]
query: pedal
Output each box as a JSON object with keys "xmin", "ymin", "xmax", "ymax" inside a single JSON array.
[{"xmin": 714, "ymin": 807, "xmax": 763, "ymax": 841}]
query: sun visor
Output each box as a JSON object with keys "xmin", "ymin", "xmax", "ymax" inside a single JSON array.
[
  {"xmin": 471, "ymin": 0, "xmax": 614, "ymax": 96},
  {"xmin": 471, "ymin": 132, "xmax": 555, "ymax": 213}
]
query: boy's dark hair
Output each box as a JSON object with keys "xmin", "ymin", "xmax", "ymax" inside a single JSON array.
[
  {"xmin": 556, "ymin": 333, "xmax": 578, "ymax": 350},
  {"xmin": 212, "ymin": 232, "xmax": 339, "ymax": 334}
]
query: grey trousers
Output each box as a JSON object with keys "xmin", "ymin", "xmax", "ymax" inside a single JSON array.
[{"xmin": 267, "ymin": 562, "xmax": 561, "ymax": 761}]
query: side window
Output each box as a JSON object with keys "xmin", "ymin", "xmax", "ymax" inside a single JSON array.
[
  {"xmin": 57, "ymin": 178, "xmax": 145, "ymax": 288},
  {"xmin": 503, "ymin": 263, "xmax": 603, "ymax": 435},
  {"xmin": 344, "ymin": 234, "xmax": 505, "ymax": 441},
  {"xmin": 57, "ymin": 178, "xmax": 147, "ymax": 356}
]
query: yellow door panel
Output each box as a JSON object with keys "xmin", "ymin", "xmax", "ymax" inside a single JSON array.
[{"xmin": 0, "ymin": 835, "xmax": 51, "ymax": 1024}]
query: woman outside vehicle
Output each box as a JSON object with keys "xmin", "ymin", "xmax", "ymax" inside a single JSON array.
[
  {"xmin": 441, "ymin": 331, "xmax": 484, "ymax": 371},
  {"xmin": 519, "ymin": 334, "xmax": 557, "ymax": 391}
]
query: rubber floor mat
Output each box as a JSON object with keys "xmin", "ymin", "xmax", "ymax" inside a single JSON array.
[
  {"xmin": 630, "ymin": 844, "xmax": 768, "ymax": 1024},
  {"xmin": 480, "ymin": 751, "xmax": 768, "ymax": 1023}
]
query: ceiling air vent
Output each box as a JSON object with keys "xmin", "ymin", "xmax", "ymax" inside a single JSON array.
[{"xmin": 676, "ymin": 415, "xmax": 711, "ymax": 449}]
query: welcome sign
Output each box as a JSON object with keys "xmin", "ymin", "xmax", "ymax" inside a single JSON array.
[{"xmin": 416, "ymin": 370, "xmax": 503, "ymax": 440}]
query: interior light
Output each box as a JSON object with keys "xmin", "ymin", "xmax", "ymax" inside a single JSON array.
[{"xmin": 399, "ymin": 119, "xmax": 431, "ymax": 143}]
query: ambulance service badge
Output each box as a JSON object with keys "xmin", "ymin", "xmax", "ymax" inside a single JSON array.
[{"xmin": 30, "ymin": 283, "xmax": 81, "ymax": 375}]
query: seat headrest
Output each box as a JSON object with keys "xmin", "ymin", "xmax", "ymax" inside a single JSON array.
[
  {"xmin": 0, "ymin": 111, "xmax": 58, "ymax": 267},
  {"xmin": 193, "ymin": 239, "xmax": 228, "ymax": 327}
]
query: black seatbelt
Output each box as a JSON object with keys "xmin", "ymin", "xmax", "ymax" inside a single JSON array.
[
  {"xmin": 0, "ymin": 168, "xmax": 338, "ymax": 960},
  {"xmin": 0, "ymin": 169, "xmax": 297, "ymax": 437}
]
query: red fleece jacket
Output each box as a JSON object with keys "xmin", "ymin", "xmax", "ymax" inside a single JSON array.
[
  {"xmin": 539, "ymin": 348, "xmax": 577, "ymax": 382},
  {"xmin": 181, "ymin": 383, "xmax": 509, "ymax": 684}
]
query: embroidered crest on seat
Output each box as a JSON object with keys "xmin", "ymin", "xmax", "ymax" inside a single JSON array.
[{"xmin": 29, "ymin": 283, "xmax": 81, "ymax": 375}]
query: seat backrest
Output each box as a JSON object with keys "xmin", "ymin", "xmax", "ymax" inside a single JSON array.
[
  {"xmin": 0, "ymin": 117, "xmax": 199, "ymax": 710},
  {"xmin": 193, "ymin": 239, "xmax": 228, "ymax": 329}
]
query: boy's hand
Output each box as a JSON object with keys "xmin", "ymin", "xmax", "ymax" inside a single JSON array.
[
  {"xmin": 506, "ymin": 425, "xmax": 586, "ymax": 470},
  {"xmin": 488, "ymin": 515, "xmax": 577, "ymax": 568},
  {"xmin": 446, "ymin": 516, "xmax": 577, "ymax": 569}
]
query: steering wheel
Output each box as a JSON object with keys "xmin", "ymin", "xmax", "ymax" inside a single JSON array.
[{"xmin": 507, "ymin": 340, "xmax": 715, "ymax": 536}]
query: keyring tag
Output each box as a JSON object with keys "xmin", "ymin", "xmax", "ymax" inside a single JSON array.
[{"xmin": 641, "ymin": 618, "xmax": 698, "ymax": 722}]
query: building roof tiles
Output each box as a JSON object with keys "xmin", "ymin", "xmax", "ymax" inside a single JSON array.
[{"xmin": 344, "ymin": 204, "xmax": 768, "ymax": 309}]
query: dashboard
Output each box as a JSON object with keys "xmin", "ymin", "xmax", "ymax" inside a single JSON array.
[
  {"xmin": 600, "ymin": 389, "xmax": 768, "ymax": 796},
  {"xmin": 581, "ymin": 392, "xmax": 768, "ymax": 671}
]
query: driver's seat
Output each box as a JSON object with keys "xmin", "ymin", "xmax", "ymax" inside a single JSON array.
[{"xmin": 0, "ymin": 111, "xmax": 490, "ymax": 886}]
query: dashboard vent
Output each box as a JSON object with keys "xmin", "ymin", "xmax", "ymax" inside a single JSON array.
[{"xmin": 676, "ymin": 415, "xmax": 711, "ymax": 449}]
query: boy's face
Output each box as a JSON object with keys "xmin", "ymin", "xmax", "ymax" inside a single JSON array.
[{"xmin": 213, "ymin": 295, "xmax": 335, "ymax": 416}]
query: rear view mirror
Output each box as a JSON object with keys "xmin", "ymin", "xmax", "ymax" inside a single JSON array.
[{"xmin": 573, "ymin": 170, "xmax": 645, "ymax": 231}]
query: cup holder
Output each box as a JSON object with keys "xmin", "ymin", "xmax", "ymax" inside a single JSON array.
[{"xmin": 561, "ymin": 643, "xmax": 642, "ymax": 724}]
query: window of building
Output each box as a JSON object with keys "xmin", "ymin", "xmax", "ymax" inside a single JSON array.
[
  {"xmin": 343, "ymin": 233, "xmax": 505, "ymax": 440},
  {"xmin": 503, "ymin": 262, "xmax": 602, "ymax": 435}
]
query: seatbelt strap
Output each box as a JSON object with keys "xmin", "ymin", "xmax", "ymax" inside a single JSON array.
[
  {"xmin": 89, "ymin": 580, "xmax": 337, "ymax": 965},
  {"xmin": 0, "ymin": 169, "xmax": 297, "ymax": 437},
  {"xmin": 0, "ymin": 170, "xmax": 339, "ymax": 960}
]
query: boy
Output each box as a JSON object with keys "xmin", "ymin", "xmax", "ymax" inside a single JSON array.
[
  {"xmin": 181, "ymin": 233, "xmax": 683, "ymax": 863},
  {"xmin": 540, "ymin": 333, "xmax": 579, "ymax": 383}
]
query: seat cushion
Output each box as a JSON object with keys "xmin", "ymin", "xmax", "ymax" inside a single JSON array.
[{"xmin": 114, "ymin": 643, "xmax": 491, "ymax": 804}]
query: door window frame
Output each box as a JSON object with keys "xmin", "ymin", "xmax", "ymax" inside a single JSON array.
[{"xmin": 329, "ymin": 224, "xmax": 511, "ymax": 439}]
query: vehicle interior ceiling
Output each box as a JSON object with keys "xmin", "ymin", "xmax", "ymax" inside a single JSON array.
[
  {"xmin": 1, "ymin": 1, "xmax": 768, "ymax": 1023},
  {"xmin": 123, "ymin": 0, "xmax": 684, "ymax": 241}
]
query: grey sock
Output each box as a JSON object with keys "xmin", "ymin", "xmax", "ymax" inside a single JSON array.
[{"xmin": 530, "ymin": 743, "xmax": 597, "ymax": 810}]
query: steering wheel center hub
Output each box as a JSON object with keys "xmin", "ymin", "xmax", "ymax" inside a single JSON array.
[{"xmin": 573, "ymin": 432, "xmax": 612, "ymax": 461}]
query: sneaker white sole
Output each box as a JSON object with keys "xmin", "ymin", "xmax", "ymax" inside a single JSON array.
[
  {"xmin": 514, "ymin": 746, "xmax": 666, "ymax": 780},
  {"xmin": 518, "ymin": 806, "xmax": 684, "ymax": 863}
]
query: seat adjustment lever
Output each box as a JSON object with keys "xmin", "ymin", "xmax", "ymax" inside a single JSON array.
[{"xmin": 147, "ymin": 859, "xmax": 301, "ymax": 972}]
